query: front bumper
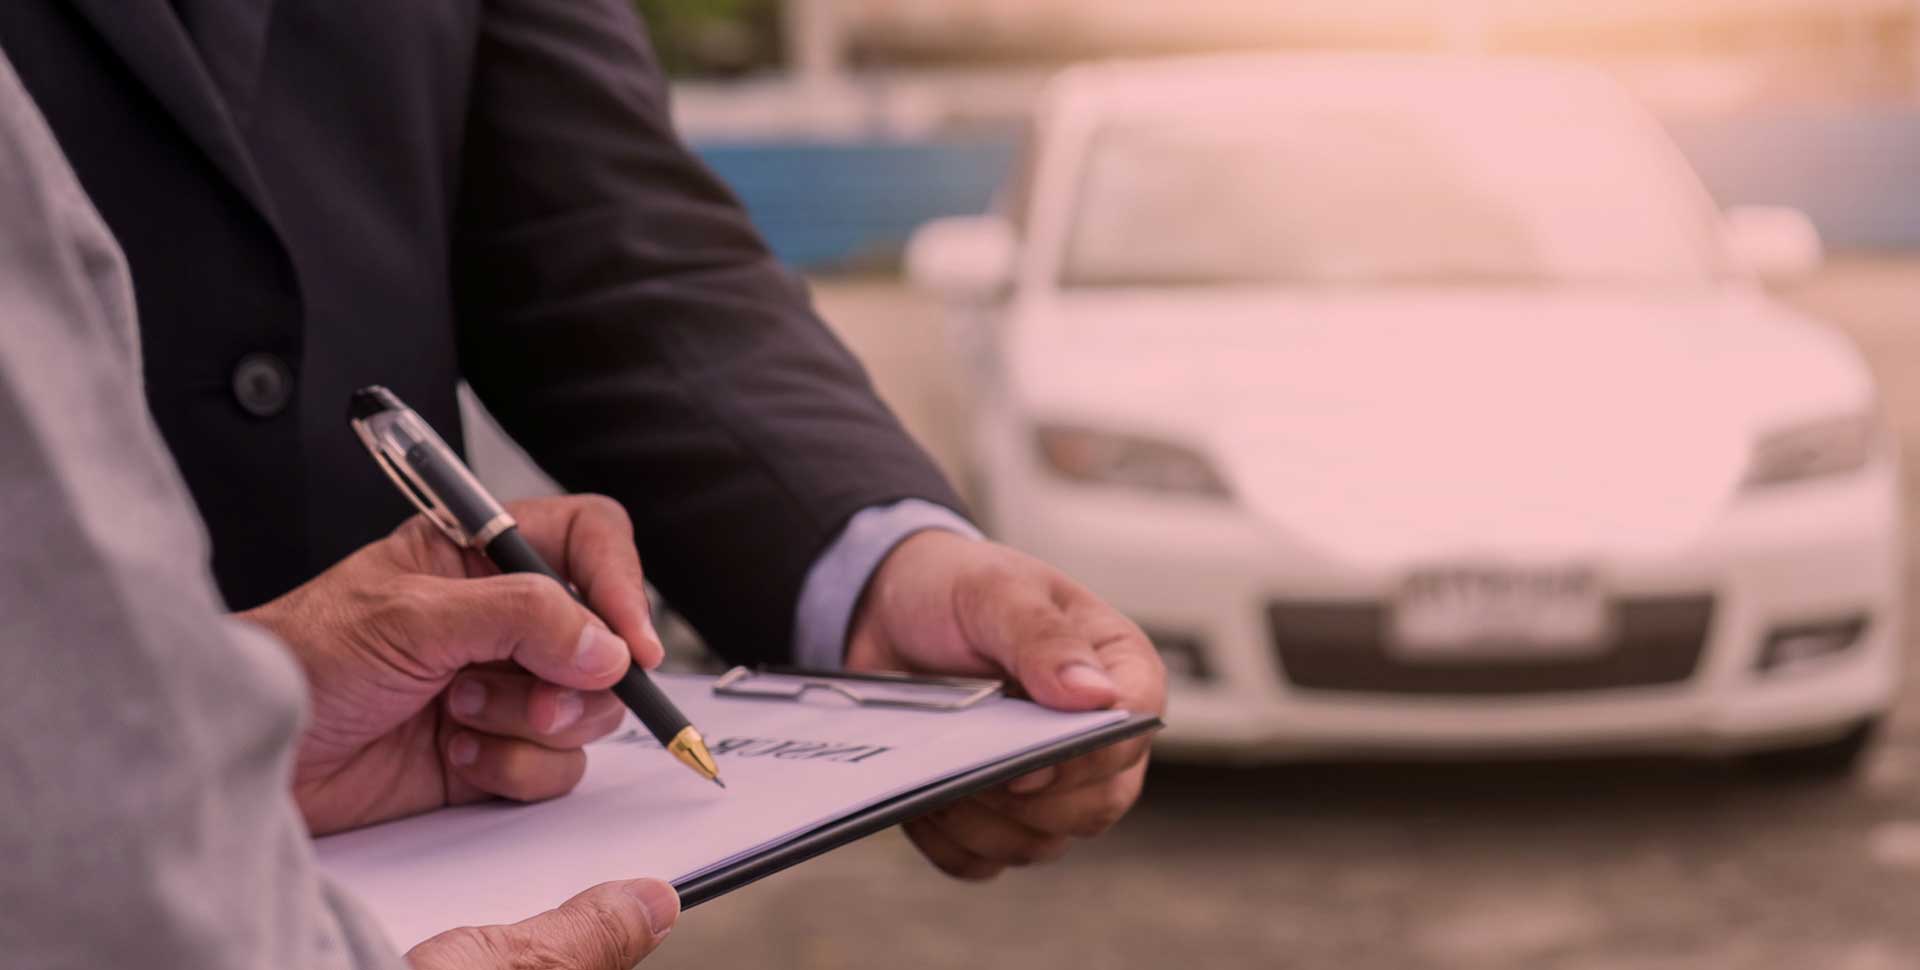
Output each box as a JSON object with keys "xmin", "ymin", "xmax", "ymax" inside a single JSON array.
[{"xmin": 995, "ymin": 461, "xmax": 1904, "ymax": 760}]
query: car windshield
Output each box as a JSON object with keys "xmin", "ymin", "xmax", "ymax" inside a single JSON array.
[{"xmin": 1061, "ymin": 106, "xmax": 1728, "ymax": 289}]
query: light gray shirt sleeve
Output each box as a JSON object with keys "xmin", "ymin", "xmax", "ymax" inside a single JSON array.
[
  {"xmin": 791, "ymin": 498, "xmax": 984, "ymax": 669},
  {"xmin": 0, "ymin": 51, "xmax": 403, "ymax": 970}
]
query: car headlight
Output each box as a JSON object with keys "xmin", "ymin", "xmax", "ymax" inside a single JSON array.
[
  {"xmin": 1035, "ymin": 424, "xmax": 1231, "ymax": 498},
  {"xmin": 1742, "ymin": 411, "xmax": 1879, "ymax": 489}
]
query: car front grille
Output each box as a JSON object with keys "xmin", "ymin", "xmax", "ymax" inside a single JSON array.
[{"xmin": 1268, "ymin": 596, "xmax": 1714, "ymax": 696}]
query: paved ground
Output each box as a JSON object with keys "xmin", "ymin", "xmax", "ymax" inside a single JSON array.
[{"xmin": 629, "ymin": 257, "xmax": 1920, "ymax": 970}]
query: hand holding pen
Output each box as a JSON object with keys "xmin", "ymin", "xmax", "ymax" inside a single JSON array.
[
  {"xmin": 350, "ymin": 386, "xmax": 724, "ymax": 790},
  {"xmin": 239, "ymin": 490, "xmax": 682, "ymax": 835}
]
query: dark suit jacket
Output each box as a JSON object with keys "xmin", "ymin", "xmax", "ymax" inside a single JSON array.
[{"xmin": 0, "ymin": 0, "xmax": 963, "ymax": 662}]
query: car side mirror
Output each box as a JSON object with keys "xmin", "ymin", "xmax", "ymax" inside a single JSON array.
[
  {"xmin": 1723, "ymin": 206, "xmax": 1824, "ymax": 283},
  {"xmin": 906, "ymin": 216, "xmax": 1018, "ymax": 302}
]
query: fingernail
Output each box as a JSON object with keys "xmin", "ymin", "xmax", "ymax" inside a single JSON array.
[
  {"xmin": 574, "ymin": 625, "xmax": 630, "ymax": 675},
  {"xmin": 1059, "ymin": 661, "xmax": 1116, "ymax": 695},
  {"xmin": 549, "ymin": 690, "xmax": 585, "ymax": 732},
  {"xmin": 449, "ymin": 678, "xmax": 486, "ymax": 718},
  {"xmin": 448, "ymin": 733, "xmax": 479, "ymax": 767},
  {"xmin": 1008, "ymin": 766, "xmax": 1057, "ymax": 794},
  {"xmin": 623, "ymin": 879, "xmax": 681, "ymax": 937}
]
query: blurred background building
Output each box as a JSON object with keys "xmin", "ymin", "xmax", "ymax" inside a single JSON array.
[
  {"xmin": 637, "ymin": 0, "xmax": 1920, "ymax": 266},
  {"xmin": 839, "ymin": 0, "xmax": 1920, "ymax": 106}
]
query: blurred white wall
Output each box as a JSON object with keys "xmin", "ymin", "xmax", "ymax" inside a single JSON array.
[{"xmin": 827, "ymin": 0, "xmax": 1920, "ymax": 110}]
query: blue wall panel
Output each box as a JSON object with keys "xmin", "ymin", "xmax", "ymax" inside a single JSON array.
[
  {"xmin": 697, "ymin": 139, "xmax": 1017, "ymax": 271},
  {"xmin": 1667, "ymin": 109, "xmax": 1920, "ymax": 252},
  {"xmin": 697, "ymin": 111, "xmax": 1920, "ymax": 271}
]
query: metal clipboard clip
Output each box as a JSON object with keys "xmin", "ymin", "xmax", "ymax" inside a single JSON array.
[{"xmin": 713, "ymin": 666, "xmax": 1003, "ymax": 712}]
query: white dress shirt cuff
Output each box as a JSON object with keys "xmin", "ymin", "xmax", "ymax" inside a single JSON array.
[{"xmin": 792, "ymin": 498, "xmax": 983, "ymax": 670}]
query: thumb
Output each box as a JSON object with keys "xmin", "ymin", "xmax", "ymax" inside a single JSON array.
[
  {"xmin": 517, "ymin": 879, "xmax": 678, "ymax": 968},
  {"xmin": 967, "ymin": 576, "xmax": 1119, "ymax": 712},
  {"xmin": 407, "ymin": 879, "xmax": 678, "ymax": 970}
]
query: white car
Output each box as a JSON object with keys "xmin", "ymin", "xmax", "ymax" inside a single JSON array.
[{"xmin": 908, "ymin": 55, "xmax": 1902, "ymax": 771}]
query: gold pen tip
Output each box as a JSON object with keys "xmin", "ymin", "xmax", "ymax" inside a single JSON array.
[
  {"xmin": 713, "ymin": 777, "xmax": 727, "ymax": 790},
  {"xmin": 667, "ymin": 725, "xmax": 723, "ymax": 787}
]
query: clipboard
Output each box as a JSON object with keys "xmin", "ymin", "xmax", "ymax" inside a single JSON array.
[
  {"xmin": 683, "ymin": 668, "xmax": 1159, "ymax": 906},
  {"xmin": 316, "ymin": 669, "xmax": 1163, "ymax": 941},
  {"xmin": 712, "ymin": 665, "xmax": 1006, "ymax": 711}
]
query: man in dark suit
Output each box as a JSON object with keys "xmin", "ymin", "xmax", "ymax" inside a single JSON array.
[{"xmin": 0, "ymin": 0, "xmax": 1163, "ymax": 902}]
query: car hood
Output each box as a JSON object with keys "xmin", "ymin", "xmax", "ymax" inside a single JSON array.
[{"xmin": 1008, "ymin": 287, "xmax": 1873, "ymax": 566}]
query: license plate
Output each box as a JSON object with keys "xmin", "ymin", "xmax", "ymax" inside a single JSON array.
[{"xmin": 1389, "ymin": 565, "xmax": 1610, "ymax": 660}]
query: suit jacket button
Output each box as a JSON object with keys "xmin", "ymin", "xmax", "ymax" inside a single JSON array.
[{"xmin": 232, "ymin": 352, "xmax": 294, "ymax": 417}]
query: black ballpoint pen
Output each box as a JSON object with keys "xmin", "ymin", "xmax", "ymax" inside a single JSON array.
[{"xmin": 348, "ymin": 385, "xmax": 724, "ymax": 789}]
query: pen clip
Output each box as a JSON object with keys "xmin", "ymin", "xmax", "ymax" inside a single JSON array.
[
  {"xmin": 358, "ymin": 430, "xmax": 473, "ymax": 548},
  {"xmin": 349, "ymin": 387, "xmax": 497, "ymax": 549}
]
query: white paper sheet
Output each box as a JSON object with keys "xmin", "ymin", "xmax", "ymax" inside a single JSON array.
[{"xmin": 316, "ymin": 673, "xmax": 1129, "ymax": 946}]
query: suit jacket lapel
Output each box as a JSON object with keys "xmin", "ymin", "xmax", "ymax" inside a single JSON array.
[
  {"xmin": 64, "ymin": 0, "xmax": 281, "ymax": 229},
  {"xmin": 172, "ymin": 0, "xmax": 277, "ymax": 129}
]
